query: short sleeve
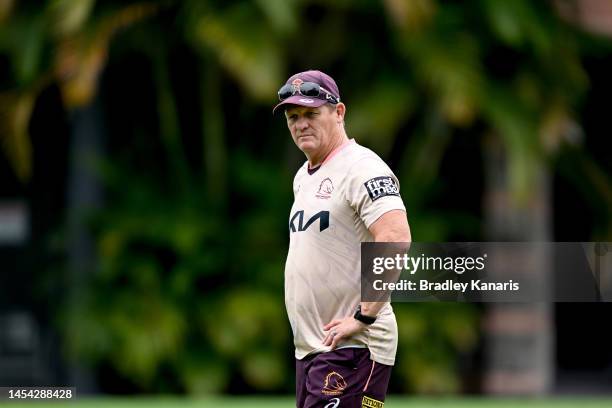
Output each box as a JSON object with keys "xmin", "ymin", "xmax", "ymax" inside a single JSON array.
[{"xmin": 345, "ymin": 157, "xmax": 406, "ymax": 228}]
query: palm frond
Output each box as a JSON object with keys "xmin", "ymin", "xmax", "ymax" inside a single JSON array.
[{"xmin": 0, "ymin": 90, "xmax": 35, "ymax": 181}]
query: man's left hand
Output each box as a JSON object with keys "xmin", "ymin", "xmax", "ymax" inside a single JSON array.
[{"xmin": 322, "ymin": 317, "xmax": 366, "ymax": 349}]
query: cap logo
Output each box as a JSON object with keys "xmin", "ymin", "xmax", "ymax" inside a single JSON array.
[
  {"xmin": 298, "ymin": 98, "xmax": 314, "ymax": 103},
  {"xmin": 291, "ymin": 78, "xmax": 304, "ymax": 92}
]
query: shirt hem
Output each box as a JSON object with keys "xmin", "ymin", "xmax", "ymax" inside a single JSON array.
[{"xmin": 370, "ymin": 354, "xmax": 395, "ymax": 366}]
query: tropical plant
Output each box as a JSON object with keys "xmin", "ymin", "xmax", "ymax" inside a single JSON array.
[{"xmin": 1, "ymin": 0, "xmax": 609, "ymax": 396}]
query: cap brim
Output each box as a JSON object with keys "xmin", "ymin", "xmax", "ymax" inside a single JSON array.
[{"xmin": 272, "ymin": 96, "xmax": 327, "ymax": 114}]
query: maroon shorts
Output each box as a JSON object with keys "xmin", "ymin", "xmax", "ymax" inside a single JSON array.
[{"xmin": 296, "ymin": 348, "xmax": 392, "ymax": 408}]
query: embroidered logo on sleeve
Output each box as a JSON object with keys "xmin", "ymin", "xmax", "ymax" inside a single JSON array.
[
  {"xmin": 362, "ymin": 395, "xmax": 384, "ymax": 407},
  {"xmin": 364, "ymin": 176, "xmax": 400, "ymax": 201}
]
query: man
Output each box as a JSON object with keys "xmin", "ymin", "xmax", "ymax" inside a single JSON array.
[{"xmin": 274, "ymin": 70, "xmax": 411, "ymax": 408}]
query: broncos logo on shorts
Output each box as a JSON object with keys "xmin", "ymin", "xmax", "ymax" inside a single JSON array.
[{"xmin": 322, "ymin": 371, "xmax": 347, "ymax": 396}]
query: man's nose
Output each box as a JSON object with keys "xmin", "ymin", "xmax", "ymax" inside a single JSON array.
[{"xmin": 295, "ymin": 116, "xmax": 309, "ymax": 130}]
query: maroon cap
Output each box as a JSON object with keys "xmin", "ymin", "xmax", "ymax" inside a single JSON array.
[{"xmin": 273, "ymin": 70, "xmax": 341, "ymax": 114}]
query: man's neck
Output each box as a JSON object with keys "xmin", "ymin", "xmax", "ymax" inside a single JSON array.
[{"xmin": 307, "ymin": 135, "xmax": 349, "ymax": 168}]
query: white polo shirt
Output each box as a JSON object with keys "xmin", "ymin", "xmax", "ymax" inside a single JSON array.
[{"xmin": 284, "ymin": 139, "xmax": 406, "ymax": 366}]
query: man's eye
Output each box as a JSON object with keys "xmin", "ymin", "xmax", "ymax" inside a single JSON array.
[{"xmin": 306, "ymin": 112, "xmax": 317, "ymax": 118}]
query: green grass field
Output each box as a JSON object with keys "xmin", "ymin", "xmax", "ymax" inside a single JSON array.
[{"xmin": 3, "ymin": 397, "xmax": 612, "ymax": 407}]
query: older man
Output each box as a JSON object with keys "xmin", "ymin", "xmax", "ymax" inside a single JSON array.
[{"xmin": 274, "ymin": 70, "xmax": 411, "ymax": 408}]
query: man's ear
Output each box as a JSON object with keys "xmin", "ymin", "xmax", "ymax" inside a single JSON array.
[{"xmin": 335, "ymin": 103, "xmax": 346, "ymax": 121}]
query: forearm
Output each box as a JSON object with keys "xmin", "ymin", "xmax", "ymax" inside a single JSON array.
[
  {"xmin": 362, "ymin": 210, "xmax": 412, "ymax": 318},
  {"xmin": 360, "ymin": 301, "xmax": 387, "ymax": 318}
]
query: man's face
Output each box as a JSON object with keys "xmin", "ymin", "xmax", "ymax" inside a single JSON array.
[{"xmin": 284, "ymin": 104, "xmax": 341, "ymax": 156}]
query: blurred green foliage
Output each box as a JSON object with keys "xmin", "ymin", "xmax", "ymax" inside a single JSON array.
[
  {"xmin": 1, "ymin": 0, "xmax": 610, "ymax": 396},
  {"xmin": 62, "ymin": 153, "xmax": 293, "ymax": 393}
]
